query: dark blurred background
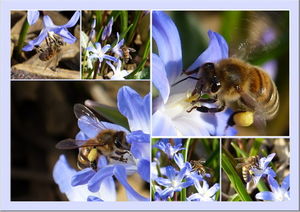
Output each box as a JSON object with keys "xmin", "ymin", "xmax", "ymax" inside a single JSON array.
[{"xmin": 11, "ymin": 81, "xmax": 150, "ymax": 200}]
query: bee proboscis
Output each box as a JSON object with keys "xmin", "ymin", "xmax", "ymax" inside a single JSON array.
[{"xmin": 56, "ymin": 104, "xmax": 135, "ymax": 171}]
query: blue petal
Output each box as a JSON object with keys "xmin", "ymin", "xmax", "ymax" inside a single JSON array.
[
  {"xmin": 152, "ymin": 111, "xmax": 177, "ymax": 136},
  {"xmin": 113, "ymin": 165, "xmax": 149, "ymax": 201},
  {"xmin": 71, "ymin": 168, "xmax": 95, "ymax": 186},
  {"xmin": 255, "ymin": 191, "xmax": 275, "ymax": 201},
  {"xmin": 281, "ymin": 175, "xmax": 290, "ymax": 191},
  {"xmin": 117, "ymin": 86, "xmax": 150, "ymax": 133},
  {"xmin": 137, "ymin": 159, "xmax": 150, "ymax": 182},
  {"xmin": 206, "ymin": 183, "xmax": 220, "ymax": 197},
  {"xmin": 87, "ymin": 196, "xmax": 103, "ymax": 201},
  {"xmin": 261, "ymin": 153, "xmax": 276, "ymax": 169},
  {"xmin": 180, "ymin": 179, "xmax": 194, "ymax": 188},
  {"xmin": 75, "ymin": 131, "xmax": 89, "ymax": 140},
  {"xmin": 61, "ymin": 11, "xmax": 80, "ymax": 28},
  {"xmin": 22, "ymin": 29, "xmax": 47, "ymax": 51},
  {"xmin": 186, "ymin": 30, "xmax": 229, "ymax": 72},
  {"xmin": 56, "ymin": 28, "xmax": 77, "ymax": 44},
  {"xmin": 27, "ymin": 10, "xmax": 39, "ymax": 25},
  {"xmin": 103, "ymin": 55, "xmax": 118, "ymax": 62},
  {"xmin": 152, "ymin": 11, "xmax": 182, "ymax": 85},
  {"xmin": 155, "ymin": 177, "xmax": 171, "ymax": 187},
  {"xmin": 88, "ymin": 166, "xmax": 114, "ymax": 192},
  {"xmin": 165, "ymin": 166, "xmax": 176, "ymax": 181},
  {"xmin": 100, "ymin": 121, "xmax": 130, "ymax": 133},
  {"xmin": 53, "ymin": 155, "xmax": 76, "ymax": 194},
  {"xmin": 160, "ymin": 187, "xmax": 175, "ymax": 199},
  {"xmin": 43, "ymin": 15, "xmax": 55, "ymax": 28},
  {"xmin": 174, "ymin": 153, "xmax": 184, "ymax": 168},
  {"xmin": 127, "ymin": 131, "xmax": 150, "ymax": 159},
  {"xmin": 268, "ymin": 175, "xmax": 280, "ymax": 193},
  {"xmin": 177, "ymin": 167, "xmax": 188, "ymax": 181},
  {"xmin": 152, "ymin": 53, "xmax": 170, "ymax": 104},
  {"xmin": 53, "ymin": 155, "xmax": 96, "ymax": 201},
  {"xmin": 102, "ymin": 44, "xmax": 111, "ymax": 53}
]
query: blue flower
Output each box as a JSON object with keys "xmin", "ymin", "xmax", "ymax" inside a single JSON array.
[
  {"xmin": 155, "ymin": 165, "xmax": 194, "ymax": 199},
  {"xmin": 255, "ymin": 175, "xmax": 290, "ymax": 201},
  {"xmin": 187, "ymin": 180, "xmax": 219, "ymax": 201},
  {"xmin": 152, "ymin": 11, "xmax": 237, "ymax": 136},
  {"xmin": 102, "ymin": 17, "xmax": 113, "ymax": 41},
  {"xmin": 86, "ymin": 42, "xmax": 117, "ymax": 63},
  {"xmin": 53, "ymin": 86, "xmax": 150, "ymax": 201},
  {"xmin": 27, "ymin": 10, "xmax": 39, "ymax": 25},
  {"xmin": 153, "ymin": 139, "xmax": 184, "ymax": 159},
  {"xmin": 112, "ymin": 32, "xmax": 125, "ymax": 58},
  {"xmin": 250, "ymin": 153, "xmax": 276, "ymax": 185},
  {"xmin": 23, "ymin": 11, "xmax": 80, "ymax": 51},
  {"xmin": 106, "ymin": 60, "xmax": 130, "ymax": 80}
]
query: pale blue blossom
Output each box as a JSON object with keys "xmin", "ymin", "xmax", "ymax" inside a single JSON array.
[
  {"xmin": 255, "ymin": 175, "xmax": 290, "ymax": 201},
  {"xmin": 23, "ymin": 11, "xmax": 80, "ymax": 51}
]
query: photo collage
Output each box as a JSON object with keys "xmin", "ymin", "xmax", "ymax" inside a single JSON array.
[{"xmin": 10, "ymin": 10, "xmax": 291, "ymax": 203}]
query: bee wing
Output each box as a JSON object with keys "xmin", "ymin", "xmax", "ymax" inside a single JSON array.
[
  {"xmin": 128, "ymin": 48, "xmax": 136, "ymax": 52},
  {"xmin": 74, "ymin": 104, "xmax": 114, "ymax": 137},
  {"xmin": 56, "ymin": 138, "xmax": 106, "ymax": 149},
  {"xmin": 55, "ymin": 138, "xmax": 88, "ymax": 149},
  {"xmin": 235, "ymin": 162, "xmax": 245, "ymax": 169}
]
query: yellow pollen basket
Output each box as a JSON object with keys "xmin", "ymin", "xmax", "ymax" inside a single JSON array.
[
  {"xmin": 233, "ymin": 111, "xmax": 254, "ymax": 127},
  {"xmin": 87, "ymin": 148, "xmax": 98, "ymax": 162}
]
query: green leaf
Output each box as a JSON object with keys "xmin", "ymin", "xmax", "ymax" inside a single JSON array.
[
  {"xmin": 249, "ymin": 138, "xmax": 264, "ymax": 156},
  {"xmin": 120, "ymin": 11, "xmax": 128, "ymax": 33},
  {"xmin": 125, "ymin": 57, "xmax": 147, "ymax": 79},
  {"xmin": 126, "ymin": 11, "xmax": 142, "ymax": 45},
  {"xmin": 86, "ymin": 101, "xmax": 129, "ymax": 130},
  {"xmin": 222, "ymin": 153, "xmax": 252, "ymax": 201},
  {"xmin": 231, "ymin": 142, "xmax": 248, "ymax": 158}
]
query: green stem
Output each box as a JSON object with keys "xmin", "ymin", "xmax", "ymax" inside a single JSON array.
[
  {"xmin": 179, "ymin": 139, "xmax": 192, "ymax": 201},
  {"xmin": 126, "ymin": 11, "xmax": 142, "ymax": 45},
  {"xmin": 16, "ymin": 18, "xmax": 30, "ymax": 54}
]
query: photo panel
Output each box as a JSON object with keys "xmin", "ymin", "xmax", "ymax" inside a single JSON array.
[
  {"xmin": 81, "ymin": 10, "xmax": 150, "ymax": 79},
  {"xmin": 11, "ymin": 81, "xmax": 150, "ymax": 201},
  {"xmin": 221, "ymin": 138, "xmax": 290, "ymax": 201},
  {"xmin": 11, "ymin": 10, "xmax": 81, "ymax": 79},
  {"xmin": 152, "ymin": 11, "xmax": 289, "ymax": 137},
  {"xmin": 151, "ymin": 138, "xmax": 220, "ymax": 201}
]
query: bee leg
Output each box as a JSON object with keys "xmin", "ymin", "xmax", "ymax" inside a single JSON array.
[{"xmin": 187, "ymin": 102, "xmax": 225, "ymax": 113}]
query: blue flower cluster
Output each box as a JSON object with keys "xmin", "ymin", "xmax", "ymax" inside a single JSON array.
[
  {"xmin": 84, "ymin": 17, "xmax": 130, "ymax": 79},
  {"xmin": 53, "ymin": 86, "xmax": 150, "ymax": 201},
  {"xmin": 152, "ymin": 139, "xmax": 219, "ymax": 201}
]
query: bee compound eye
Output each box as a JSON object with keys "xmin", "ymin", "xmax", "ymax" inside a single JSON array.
[
  {"xmin": 203, "ymin": 63, "xmax": 215, "ymax": 71},
  {"xmin": 211, "ymin": 82, "xmax": 221, "ymax": 93}
]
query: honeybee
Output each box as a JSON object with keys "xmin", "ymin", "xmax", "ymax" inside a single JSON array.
[
  {"xmin": 174, "ymin": 57, "xmax": 279, "ymax": 129},
  {"xmin": 56, "ymin": 104, "xmax": 136, "ymax": 171},
  {"xmin": 121, "ymin": 45, "xmax": 136, "ymax": 63},
  {"xmin": 190, "ymin": 160, "xmax": 209, "ymax": 176},
  {"xmin": 35, "ymin": 32, "xmax": 64, "ymax": 69},
  {"xmin": 235, "ymin": 155, "xmax": 260, "ymax": 183}
]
